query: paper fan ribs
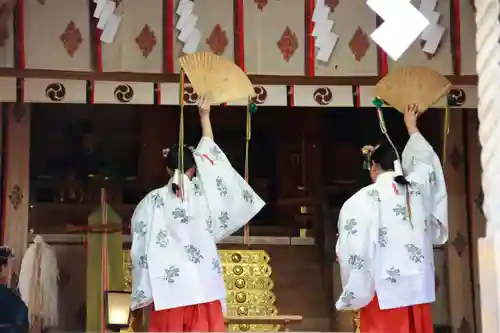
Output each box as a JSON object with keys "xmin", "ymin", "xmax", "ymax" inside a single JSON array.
[
  {"xmin": 374, "ymin": 67, "xmax": 452, "ymax": 113},
  {"xmin": 178, "ymin": 52, "xmax": 256, "ymax": 104}
]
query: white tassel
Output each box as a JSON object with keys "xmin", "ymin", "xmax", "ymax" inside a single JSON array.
[
  {"xmin": 19, "ymin": 235, "xmax": 59, "ymax": 329},
  {"xmin": 393, "ymin": 159, "xmax": 403, "ymax": 176},
  {"xmin": 172, "ymin": 169, "xmax": 182, "ymax": 186}
]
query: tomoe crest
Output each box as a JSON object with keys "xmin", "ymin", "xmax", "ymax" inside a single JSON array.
[
  {"xmin": 114, "ymin": 84, "xmax": 134, "ymax": 103},
  {"xmin": 45, "ymin": 83, "xmax": 66, "ymax": 101},
  {"xmin": 447, "ymin": 89, "xmax": 466, "ymax": 107}
]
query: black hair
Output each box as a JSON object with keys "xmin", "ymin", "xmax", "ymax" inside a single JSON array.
[
  {"xmin": 370, "ymin": 139, "xmax": 410, "ymax": 187},
  {"xmin": 0, "ymin": 247, "xmax": 12, "ymax": 268},
  {"xmin": 163, "ymin": 144, "xmax": 196, "ymax": 171},
  {"xmin": 163, "ymin": 145, "xmax": 196, "ymax": 196}
]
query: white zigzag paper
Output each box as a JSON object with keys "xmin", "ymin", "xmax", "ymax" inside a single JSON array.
[
  {"xmin": 94, "ymin": 0, "xmax": 122, "ymax": 44},
  {"xmin": 312, "ymin": 0, "xmax": 338, "ymax": 63},
  {"xmin": 419, "ymin": 0, "xmax": 445, "ymax": 55},
  {"xmin": 366, "ymin": 0, "xmax": 429, "ymax": 61},
  {"xmin": 176, "ymin": 0, "xmax": 200, "ymax": 54}
]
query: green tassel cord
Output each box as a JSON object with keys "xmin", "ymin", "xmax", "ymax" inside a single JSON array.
[
  {"xmin": 249, "ymin": 103, "xmax": 258, "ymax": 114},
  {"xmin": 243, "ymin": 102, "xmax": 255, "ymax": 245},
  {"xmin": 371, "ymin": 98, "xmax": 389, "ymax": 136},
  {"xmin": 244, "ymin": 103, "xmax": 253, "ymax": 182},
  {"xmin": 372, "ymin": 97, "xmax": 384, "ymax": 109},
  {"xmin": 442, "ymin": 98, "xmax": 450, "ymax": 167}
]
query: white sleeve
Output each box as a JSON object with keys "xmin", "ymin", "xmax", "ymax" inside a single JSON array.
[
  {"xmin": 402, "ymin": 132, "xmax": 448, "ymax": 245},
  {"xmin": 402, "ymin": 132, "xmax": 438, "ymax": 169},
  {"xmin": 194, "ymin": 137, "xmax": 265, "ymax": 242},
  {"xmin": 130, "ymin": 196, "xmax": 153, "ymax": 310},
  {"xmin": 335, "ymin": 195, "xmax": 375, "ymax": 311}
]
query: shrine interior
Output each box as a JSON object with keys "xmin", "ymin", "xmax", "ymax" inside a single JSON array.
[
  {"xmin": 0, "ymin": 90, "xmax": 461, "ymax": 333},
  {"xmin": 28, "ymin": 104, "xmax": 442, "ymax": 235},
  {"xmin": 0, "ymin": 0, "xmax": 487, "ymax": 328},
  {"xmin": 25, "ymin": 104, "xmax": 446, "ymax": 331}
]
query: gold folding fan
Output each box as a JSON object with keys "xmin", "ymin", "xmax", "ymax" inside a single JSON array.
[
  {"xmin": 178, "ymin": 52, "xmax": 256, "ymax": 104},
  {"xmin": 374, "ymin": 67, "xmax": 452, "ymax": 113}
]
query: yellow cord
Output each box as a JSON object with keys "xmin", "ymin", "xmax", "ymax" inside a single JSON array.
[
  {"xmin": 376, "ymin": 107, "xmax": 413, "ymax": 227},
  {"xmin": 243, "ymin": 103, "xmax": 251, "ymax": 245},
  {"xmin": 442, "ymin": 101, "xmax": 450, "ymax": 167},
  {"xmin": 244, "ymin": 104, "xmax": 251, "ymax": 181},
  {"xmin": 179, "ymin": 69, "xmax": 185, "ymax": 201}
]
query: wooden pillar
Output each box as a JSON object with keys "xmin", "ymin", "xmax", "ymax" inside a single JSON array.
[
  {"xmin": 444, "ymin": 109, "xmax": 475, "ymax": 332},
  {"xmin": 2, "ymin": 103, "xmax": 30, "ymax": 283},
  {"xmin": 0, "ymin": 104, "xmax": 4, "ymax": 243},
  {"xmin": 85, "ymin": 204, "xmax": 124, "ymax": 332}
]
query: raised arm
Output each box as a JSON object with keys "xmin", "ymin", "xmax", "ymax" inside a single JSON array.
[
  {"xmin": 192, "ymin": 100, "xmax": 265, "ymax": 241},
  {"xmin": 193, "ymin": 135, "xmax": 265, "ymax": 242},
  {"xmin": 402, "ymin": 105, "xmax": 448, "ymax": 245},
  {"xmin": 402, "ymin": 104, "xmax": 440, "ymax": 170},
  {"xmin": 199, "ymin": 97, "xmax": 213, "ymax": 140}
]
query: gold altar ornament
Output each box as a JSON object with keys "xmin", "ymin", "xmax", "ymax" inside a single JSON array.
[{"xmin": 354, "ymin": 311, "xmax": 360, "ymax": 333}]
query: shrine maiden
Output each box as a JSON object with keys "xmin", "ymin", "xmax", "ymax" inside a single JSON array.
[
  {"xmin": 130, "ymin": 99, "xmax": 265, "ymax": 332},
  {"xmin": 336, "ymin": 105, "xmax": 448, "ymax": 333}
]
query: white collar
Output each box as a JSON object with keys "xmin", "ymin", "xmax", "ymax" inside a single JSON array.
[{"xmin": 375, "ymin": 171, "xmax": 397, "ymax": 184}]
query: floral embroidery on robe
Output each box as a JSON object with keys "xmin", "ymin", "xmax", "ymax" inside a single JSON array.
[
  {"xmin": 336, "ymin": 132, "xmax": 448, "ymax": 311},
  {"xmin": 130, "ymin": 137, "xmax": 265, "ymax": 312}
]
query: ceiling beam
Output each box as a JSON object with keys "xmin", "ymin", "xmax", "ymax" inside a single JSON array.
[{"xmin": 0, "ymin": 68, "xmax": 478, "ymax": 86}]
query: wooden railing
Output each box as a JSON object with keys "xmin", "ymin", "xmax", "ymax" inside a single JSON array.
[{"xmin": 224, "ymin": 315, "xmax": 303, "ymax": 332}]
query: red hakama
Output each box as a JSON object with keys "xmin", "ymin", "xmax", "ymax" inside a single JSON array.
[
  {"xmin": 360, "ymin": 295, "xmax": 434, "ymax": 333},
  {"xmin": 148, "ymin": 300, "xmax": 225, "ymax": 332}
]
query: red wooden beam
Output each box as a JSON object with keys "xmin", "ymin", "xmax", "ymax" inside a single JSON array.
[
  {"xmin": 163, "ymin": 0, "xmax": 174, "ymax": 73},
  {"xmin": 450, "ymin": 0, "xmax": 462, "ymax": 75},
  {"xmin": 304, "ymin": 0, "xmax": 315, "ymax": 77},
  {"xmin": 233, "ymin": 0, "xmax": 245, "ymax": 71}
]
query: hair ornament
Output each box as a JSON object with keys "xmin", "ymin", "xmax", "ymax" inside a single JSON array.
[
  {"xmin": 162, "ymin": 145, "xmax": 195, "ymax": 158},
  {"xmin": 362, "ymin": 144, "xmax": 380, "ymax": 170}
]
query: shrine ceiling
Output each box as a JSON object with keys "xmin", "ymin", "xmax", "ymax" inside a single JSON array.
[{"xmin": 0, "ymin": 0, "xmax": 478, "ymax": 106}]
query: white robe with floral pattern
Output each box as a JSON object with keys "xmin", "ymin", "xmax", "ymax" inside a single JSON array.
[
  {"xmin": 335, "ymin": 132, "xmax": 448, "ymax": 311},
  {"xmin": 130, "ymin": 137, "xmax": 265, "ymax": 311}
]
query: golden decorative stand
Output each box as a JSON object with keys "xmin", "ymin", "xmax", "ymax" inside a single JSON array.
[
  {"xmin": 219, "ymin": 249, "xmax": 278, "ymax": 332},
  {"xmin": 225, "ymin": 315, "xmax": 302, "ymax": 331},
  {"xmin": 123, "ymin": 249, "xmax": 279, "ymax": 332}
]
